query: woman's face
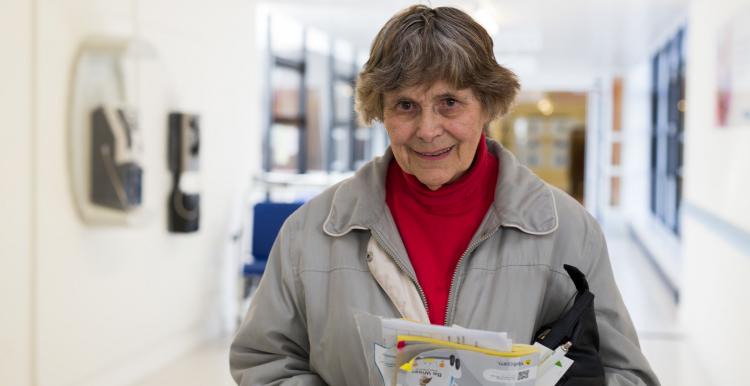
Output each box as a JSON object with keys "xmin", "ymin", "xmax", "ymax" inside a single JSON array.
[{"xmin": 383, "ymin": 80, "xmax": 487, "ymax": 190}]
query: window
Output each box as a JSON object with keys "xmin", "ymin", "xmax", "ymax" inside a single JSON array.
[
  {"xmin": 650, "ymin": 28, "xmax": 686, "ymax": 235},
  {"xmin": 265, "ymin": 16, "xmax": 307, "ymax": 173},
  {"xmin": 328, "ymin": 62, "xmax": 356, "ymax": 172},
  {"xmin": 328, "ymin": 42, "xmax": 374, "ymax": 172},
  {"xmin": 263, "ymin": 15, "xmax": 382, "ymax": 175}
]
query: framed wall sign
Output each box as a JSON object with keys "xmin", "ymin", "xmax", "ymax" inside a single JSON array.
[{"xmin": 717, "ymin": 6, "xmax": 750, "ymax": 128}]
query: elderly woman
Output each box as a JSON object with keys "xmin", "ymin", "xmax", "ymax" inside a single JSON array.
[{"xmin": 231, "ymin": 5, "xmax": 658, "ymax": 386}]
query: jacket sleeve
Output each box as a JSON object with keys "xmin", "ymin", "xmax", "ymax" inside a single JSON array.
[
  {"xmin": 584, "ymin": 222, "xmax": 660, "ymax": 386},
  {"xmin": 229, "ymin": 218, "xmax": 326, "ymax": 386}
]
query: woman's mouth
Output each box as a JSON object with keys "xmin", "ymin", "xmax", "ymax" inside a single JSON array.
[{"xmin": 413, "ymin": 145, "xmax": 455, "ymax": 160}]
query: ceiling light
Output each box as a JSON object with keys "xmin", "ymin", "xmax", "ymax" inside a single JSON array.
[{"xmin": 537, "ymin": 98, "xmax": 554, "ymax": 116}]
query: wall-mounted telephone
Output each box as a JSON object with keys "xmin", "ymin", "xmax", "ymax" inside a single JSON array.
[
  {"xmin": 168, "ymin": 112, "xmax": 200, "ymax": 233},
  {"xmin": 90, "ymin": 105, "xmax": 143, "ymax": 211}
]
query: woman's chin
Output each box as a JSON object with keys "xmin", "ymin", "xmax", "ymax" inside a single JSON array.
[{"xmin": 415, "ymin": 174, "xmax": 450, "ymax": 190}]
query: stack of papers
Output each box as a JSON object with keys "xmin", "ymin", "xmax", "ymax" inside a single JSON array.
[{"xmin": 354, "ymin": 313, "xmax": 573, "ymax": 386}]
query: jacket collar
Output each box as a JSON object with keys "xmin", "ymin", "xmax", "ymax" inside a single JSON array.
[{"xmin": 323, "ymin": 139, "xmax": 558, "ymax": 237}]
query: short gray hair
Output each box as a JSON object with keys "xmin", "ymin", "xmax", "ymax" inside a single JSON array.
[{"xmin": 356, "ymin": 5, "xmax": 520, "ymax": 125}]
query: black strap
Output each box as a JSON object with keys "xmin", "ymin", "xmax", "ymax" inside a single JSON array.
[
  {"xmin": 563, "ymin": 264, "xmax": 588, "ymax": 292},
  {"xmin": 536, "ymin": 265, "xmax": 595, "ymax": 349}
]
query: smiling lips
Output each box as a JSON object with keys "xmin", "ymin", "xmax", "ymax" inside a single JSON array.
[{"xmin": 413, "ymin": 145, "xmax": 455, "ymax": 160}]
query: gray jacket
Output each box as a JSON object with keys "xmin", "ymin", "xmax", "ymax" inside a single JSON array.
[{"xmin": 230, "ymin": 140, "xmax": 659, "ymax": 385}]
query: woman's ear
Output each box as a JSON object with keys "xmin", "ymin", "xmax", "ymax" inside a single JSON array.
[{"xmin": 482, "ymin": 120, "xmax": 491, "ymax": 135}]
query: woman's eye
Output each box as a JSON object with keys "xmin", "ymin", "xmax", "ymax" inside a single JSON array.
[
  {"xmin": 437, "ymin": 98, "xmax": 461, "ymax": 116},
  {"xmin": 397, "ymin": 101, "xmax": 414, "ymax": 110}
]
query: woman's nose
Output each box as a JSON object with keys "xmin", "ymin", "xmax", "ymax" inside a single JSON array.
[{"xmin": 415, "ymin": 109, "xmax": 444, "ymax": 142}]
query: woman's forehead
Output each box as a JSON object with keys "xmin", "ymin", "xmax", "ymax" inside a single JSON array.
[{"xmin": 385, "ymin": 81, "xmax": 474, "ymax": 100}]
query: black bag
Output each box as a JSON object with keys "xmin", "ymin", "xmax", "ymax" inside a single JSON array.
[{"xmin": 532, "ymin": 264, "xmax": 606, "ymax": 386}]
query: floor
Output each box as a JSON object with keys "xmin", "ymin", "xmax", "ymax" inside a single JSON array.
[
  {"xmin": 605, "ymin": 226, "xmax": 709, "ymax": 386},
  {"xmin": 129, "ymin": 226, "xmax": 706, "ymax": 386}
]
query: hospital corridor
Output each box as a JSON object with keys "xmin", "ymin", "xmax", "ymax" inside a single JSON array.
[{"xmin": 2, "ymin": 0, "xmax": 749, "ymax": 385}]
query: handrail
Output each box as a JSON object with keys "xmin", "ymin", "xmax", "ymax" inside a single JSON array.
[{"xmin": 253, "ymin": 171, "xmax": 353, "ymax": 189}]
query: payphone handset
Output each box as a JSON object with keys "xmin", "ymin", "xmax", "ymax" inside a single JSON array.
[
  {"xmin": 90, "ymin": 105, "xmax": 143, "ymax": 211},
  {"xmin": 168, "ymin": 112, "xmax": 200, "ymax": 233}
]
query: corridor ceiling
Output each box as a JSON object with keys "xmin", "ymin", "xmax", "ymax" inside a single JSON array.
[{"xmin": 262, "ymin": 0, "xmax": 688, "ymax": 90}]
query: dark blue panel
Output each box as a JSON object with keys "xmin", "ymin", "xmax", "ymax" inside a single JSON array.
[{"xmin": 251, "ymin": 201, "xmax": 304, "ymax": 263}]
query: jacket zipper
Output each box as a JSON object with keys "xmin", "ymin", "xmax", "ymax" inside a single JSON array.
[
  {"xmin": 444, "ymin": 226, "xmax": 500, "ymax": 326},
  {"xmin": 370, "ymin": 231, "xmax": 430, "ymax": 316}
]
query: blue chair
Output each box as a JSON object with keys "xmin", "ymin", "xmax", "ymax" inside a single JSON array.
[{"xmin": 243, "ymin": 201, "xmax": 303, "ymax": 286}]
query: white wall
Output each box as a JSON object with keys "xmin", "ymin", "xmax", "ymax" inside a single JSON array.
[
  {"xmin": 619, "ymin": 4, "xmax": 750, "ymax": 383},
  {"xmin": 618, "ymin": 2, "xmax": 750, "ymax": 383},
  {"xmin": 680, "ymin": 0, "xmax": 750, "ymax": 384},
  {"xmin": 1, "ymin": 0, "xmax": 261, "ymax": 385},
  {"xmin": 0, "ymin": 1, "xmax": 33, "ymax": 385}
]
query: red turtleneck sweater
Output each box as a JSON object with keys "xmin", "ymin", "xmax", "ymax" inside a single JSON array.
[{"xmin": 385, "ymin": 136, "xmax": 499, "ymax": 325}]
